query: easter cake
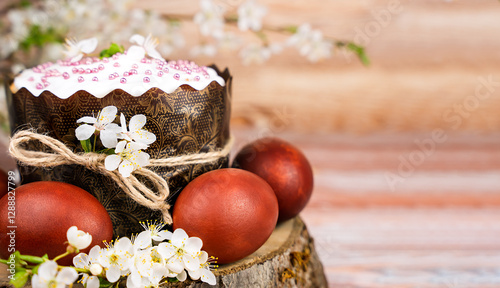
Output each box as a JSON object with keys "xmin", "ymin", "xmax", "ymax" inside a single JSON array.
[{"xmin": 8, "ymin": 37, "xmax": 232, "ymax": 237}]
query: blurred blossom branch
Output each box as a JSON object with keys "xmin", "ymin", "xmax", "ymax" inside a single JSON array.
[{"xmin": 0, "ymin": 0, "xmax": 368, "ymax": 77}]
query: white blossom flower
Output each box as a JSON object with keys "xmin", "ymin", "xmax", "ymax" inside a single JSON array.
[
  {"xmin": 157, "ymin": 228, "xmax": 202, "ymax": 272},
  {"xmin": 104, "ymin": 140, "xmax": 150, "ymax": 178},
  {"xmin": 194, "ymin": 0, "xmax": 225, "ymax": 38},
  {"xmin": 80, "ymin": 274, "xmax": 99, "ymax": 288},
  {"xmin": 119, "ymin": 113, "xmax": 156, "ymax": 146},
  {"xmin": 239, "ymin": 43, "xmax": 272, "ymax": 65},
  {"xmin": 32, "ymin": 261, "xmax": 78, "ymax": 288},
  {"xmin": 215, "ymin": 32, "xmax": 242, "ymax": 51},
  {"xmin": 75, "ymin": 106, "xmax": 120, "ymax": 149},
  {"xmin": 73, "ymin": 245, "xmax": 103, "ymax": 288},
  {"xmin": 63, "ymin": 37, "xmax": 98, "ymax": 62},
  {"xmin": 129, "ymin": 34, "xmax": 164, "ymax": 60},
  {"xmin": 126, "ymin": 261, "xmax": 165, "ymax": 288},
  {"xmin": 188, "ymin": 251, "xmax": 217, "ymax": 285},
  {"xmin": 73, "ymin": 245, "xmax": 101, "ymax": 270},
  {"xmin": 67, "ymin": 226, "xmax": 92, "ymax": 250},
  {"xmin": 127, "ymin": 246, "xmax": 169, "ymax": 288},
  {"xmin": 237, "ymin": 0, "xmax": 267, "ymax": 32},
  {"xmin": 98, "ymin": 237, "xmax": 135, "ymax": 283},
  {"xmin": 190, "ymin": 43, "xmax": 217, "ymax": 57},
  {"xmin": 134, "ymin": 221, "xmax": 173, "ymax": 249},
  {"xmin": 287, "ymin": 23, "xmax": 332, "ymax": 62}
]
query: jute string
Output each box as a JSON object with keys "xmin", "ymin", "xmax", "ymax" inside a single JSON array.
[{"xmin": 8, "ymin": 130, "xmax": 234, "ymax": 224}]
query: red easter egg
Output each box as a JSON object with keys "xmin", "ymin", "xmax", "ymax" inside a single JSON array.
[
  {"xmin": 233, "ymin": 138, "xmax": 314, "ymax": 222},
  {"xmin": 0, "ymin": 170, "xmax": 8, "ymax": 199},
  {"xmin": 173, "ymin": 168, "xmax": 279, "ymax": 264},
  {"xmin": 0, "ymin": 181, "xmax": 114, "ymax": 266}
]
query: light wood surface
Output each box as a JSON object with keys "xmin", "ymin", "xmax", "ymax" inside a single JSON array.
[
  {"xmin": 137, "ymin": 0, "xmax": 500, "ymax": 133},
  {"xmin": 231, "ymin": 129, "xmax": 500, "ymax": 288}
]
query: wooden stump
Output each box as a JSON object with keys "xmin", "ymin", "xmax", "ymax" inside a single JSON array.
[
  {"xmin": 0, "ymin": 217, "xmax": 327, "ymax": 288},
  {"xmin": 167, "ymin": 217, "xmax": 327, "ymax": 288}
]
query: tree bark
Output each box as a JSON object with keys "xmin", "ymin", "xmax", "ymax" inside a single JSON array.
[{"xmin": 167, "ymin": 217, "xmax": 327, "ymax": 288}]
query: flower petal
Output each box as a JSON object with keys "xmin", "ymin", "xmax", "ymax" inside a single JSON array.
[
  {"xmin": 98, "ymin": 106, "xmax": 117, "ymax": 125},
  {"xmin": 38, "ymin": 261, "xmax": 58, "ymax": 280},
  {"xmin": 183, "ymin": 253, "xmax": 200, "ymax": 272},
  {"xmin": 87, "ymin": 276, "xmax": 100, "ymax": 288},
  {"xmin": 78, "ymin": 37, "xmax": 98, "ymax": 54},
  {"xmin": 115, "ymin": 237, "xmax": 133, "ymax": 251},
  {"xmin": 201, "ymin": 268, "xmax": 216, "ymax": 285},
  {"xmin": 127, "ymin": 45, "xmax": 146, "ymax": 60},
  {"xmin": 77, "ymin": 116, "xmax": 97, "ymax": 124},
  {"xmin": 171, "ymin": 228, "xmax": 189, "ymax": 247},
  {"xmin": 105, "ymin": 155, "xmax": 121, "ymax": 171},
  {"xmin": 115, "ymin": 140, "xmax": 127, "ymax": 153},
  {"xmin": 157, "ymin": 242, "xmax": 176, "ymax": 259},
  {"xmin": 156, "ymin": 230, "xmax": 173, "ymax": 241},
  {"xmin": 184, "ymin": 237, "xmax": 203, "ymax": 255},
  {"xmin": 56, "ymin": 267, "xmax": 78, "ymax": 285},
  {"xmin": 166, "ymin": 257, "xmax": 184, "ymax": 273},
  {"xmin": 151, "ymin": 264, "xmax": 167, "ymax": 284},
  {"xmin": 106, "ymin": 266, "xmax": 121, "ymax": 283},
  {"xmin": 67, "ymin": 226, "xmax": 92, "ymax": 250},
  {"xmin": 198, "ymin": 251, "xmax": 208, "ymax": 264},
  {"xmin": 146, "ymin": 48, "xmax": 164, "ymax": 61},
  {"xmin": 131, "ymin": 130, "xmax": 156, "ymax": 145},
  {"xmin": 134, "ymin": 230, "xmax": 152, "ymax": 249},
  {"xmin": 176, "ymin": 270, "xmax": 187, "ymax": 282},
  {"xmin": 120, "ymin": 113, "xmax": 128, "ymax": 134},
  {"xmin": 75, "ymin": 124, "xmax": 95, "ymax": 141},
  {"xmin": 127, "ymin": 141, "xmax": 149, "ymax": 151},
  {"xmin": 89, "ymin": 245, "xmax": 101, "ymax": 262},
  {"xmin": 133, "ymin": 151, "xmax": 150, "ymax": 167},
  {"xmin": 118, "ymin": 159, "xmax": 135, "ymax": 177},
  {"xmin": 100, "ymin": 129, "xmax": 118, "ymax": 148},
  {"xmin": 73, "ymin": 252, "xmax": 89, "ymax": 268},
  {"xmin": 129, "ymin": 34, "xmax": 145, "ymax": 45},
  {"xmin": 129, "ymin": 115, "xmax": 147, "ymax": 131},
  {"xmin": 188, "ymin": 268, "xmax": 202, "ymax": 280}
]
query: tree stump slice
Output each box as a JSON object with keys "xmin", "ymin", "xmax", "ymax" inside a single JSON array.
[
  {"xmin": 166, "ymin": 217, "xmax": 327, "ymax": 288},
  {"xmin": 0, "ymin": 217, "xmax": 327, "ymax": 288}
]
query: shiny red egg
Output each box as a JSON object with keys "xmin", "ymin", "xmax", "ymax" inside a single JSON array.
[
  {"xmin": 233, "ymin": 138, "xmax": 314, "ymax": 222},
  {"xmin": 173, "ymin": 168, "xmax": 279, "ymax": 264},
  {"xmin": 0, "ymin": 181, "xmax": 114, "ymax": 265},
  {"xmin": 0, "ymin": 170, "xmax": 7, "ymax": 199}
]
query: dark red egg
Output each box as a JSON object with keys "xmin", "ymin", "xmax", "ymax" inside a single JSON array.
[
  {"xmin": 0, "ymin": 181, "xmax": 114, "ymax": 265},
  {"xmin": 233, "ymin": 138, "xmax": 314, "ymax": 222},
  {"xmin": 0, "ymin": 170, "xmax": 8, "ymax": 199},
  {"xmin": 173, "ymin": 168, "xmax": 279, "ymax": 264}
]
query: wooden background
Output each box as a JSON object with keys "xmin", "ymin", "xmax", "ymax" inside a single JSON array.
[
  {"xmin": 139, "ymin": 0, "xmax": 500, "ymax": 133},
  {"xmin": 2, "ymin": 0, "xmax": 500, "ymax": 287}
]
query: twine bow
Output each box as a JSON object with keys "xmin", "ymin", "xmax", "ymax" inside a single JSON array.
[{"xmin": 8, "ymin": 130, "xmax": 234, "ymax": 224}]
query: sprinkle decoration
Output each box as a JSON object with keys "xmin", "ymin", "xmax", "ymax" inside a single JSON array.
[{"xmin": 18, "ymin": 53, "xmax": 219, "ymax": 92}]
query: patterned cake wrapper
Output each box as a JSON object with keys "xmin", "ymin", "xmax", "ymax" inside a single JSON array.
[{"xmin": 7, "ymin": 66, "xmax": 232, "ymax": 237}]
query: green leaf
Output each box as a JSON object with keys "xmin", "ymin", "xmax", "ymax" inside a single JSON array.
[
  {"xmin": 31, "ymin": 264, "xmax": 40, "ymax": 275},
  {"xmin": 99, "ymin": 43, "xmax": 125, "ymax": 59},
  {"xmin": 346, "ymin": 42, "xmax": 370, "ymax": 66},
  {"xmin": 80, "ymin": 139, "xmax": 92, "ymax": 153},
  {"xmin": 10, "ymin": 269, "xmax": 29, "ymax": 288},
  {"xmin": 12, "ymin": 251, "xmax": 27, "ymax": 266},
  {"xmin": 285, "ymin": 25, "xmax": 298, "ymax": 34},
  {"xmin": 19, "ymin": 25, "xmax": 64, "ymax": 51},
  {"xmin": 97, "ymin": 148, "xmax": 115, "ymax": 155},
  {"xmin": 98, "ymin": 277, "xmax": 113, "ymax": 288},
  {"xmin": 19, "ymin": 255, "xmax": 44, "ymax": 264}
]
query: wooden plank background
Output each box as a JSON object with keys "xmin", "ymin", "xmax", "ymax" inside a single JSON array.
[{"xmin": 138, "ymin": 0, "xmax": 500, "ymax": 133}]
